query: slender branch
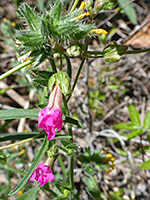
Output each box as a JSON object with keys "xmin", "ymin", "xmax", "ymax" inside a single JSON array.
[
  {"xmin": 124, "ymin": 48, "xmax": 150, "ymax": 54},
  {"xmin": 67, "ymin": 58, "xmax": 85, "ymax": 102},
  {"xmin": 0, "ymin": 59, "xmax": 34, "ymax": 81},
  {"xmin": 0, "ymin": 133, "xmax": 43, "ymax": 150}
]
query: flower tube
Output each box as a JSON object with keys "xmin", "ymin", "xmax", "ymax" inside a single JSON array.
[{"xmin": 38, "ymin": 85, "xmax": 63, "ymax": 140}]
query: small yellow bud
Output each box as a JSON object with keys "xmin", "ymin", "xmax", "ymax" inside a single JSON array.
[
  {"xmin": 106, "ymin": 169, "xmax": 112, "ymax": 174},
  {"xmin": 90, "ymin": 28, "xmax": 108, "ymax": 34},
  {"xmin": 79, "ymin": 1, "xmax": 85, "ymax": 10},
  {"xmin": 73, "ymin": 12, "xmax": 90, "ymax": 20},
  {"xmin": 18, "ymin": 149, "xmax": 25, "ymax": 156},
  {"xmin": 109, "ymin": 157, "xmax": 115, "ymax": 162},
  {"xmin": 11, "ymin": 22, "xmax": 16, "ymax": 27},
  {"xmin": 18, "ymin": 189, "xmax": 24, "ymax": 196},
  {"xmin": 106, "ymin": 153, "xmax": 113, "ymax": 158}
]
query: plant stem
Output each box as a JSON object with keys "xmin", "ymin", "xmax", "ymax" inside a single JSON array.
[
  {"xmin": 70, "ymin": 0, "xmax": 80, "ymax": 12},
  {"xmin": 0, "ymin": 59, "xmax": 34, "ymax": 81},
  {"xmin": 67, "ymin": 58, "xmax": 85, "ymax": 102},
  {"xmin": 58, "ymin": 155, "xmax": 67, "ymax": 176},
  {"xmin": 62, "ymin": 97, "xmax": 74, "ymax": 190},
  {"xmin": 48, "ymin": 55, "xmax": 57, "ymax": 72},
  {"xmin": 0, "ymin": 164, "xmax": 25, "ymax": 176},
  {"xmin": 60, "ymin": 53, "xmax": 63, "ymax": 71},
  {"xmin": 125, "ymin": 48, "xmax": 150, "ymax": 54},
  {"xmin": 0, "ymin": 133, "xmax": 43, "ymax": 150}
]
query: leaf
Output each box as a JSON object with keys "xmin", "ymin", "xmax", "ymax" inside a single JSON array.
[
  {"xmin": 118, "ymin": 0, "xmax": 137, "ymax": 24},
  {"xmin": 63, "ymin": 116, "xmax": 84, "ymax": 128},
  {"xmin": 128, "ymin": 129, "xmax": 143, "ymax": 140},
  {"xmin": 114, "ymin": 123, "xmax": 135, "ymax": 130},
  {"xmin": 0, "ymin": 109, "xmax": 39, "ymax": 120},
  {"xmin": 144, "ymin": 111, "xmax": 150, "ymax": 129},
  {"xmin": 17, "ymin": 3, "xmax": 41, "ymax": 31},
  {"xmin": 139, "ymin": 160, "xmax": 150, "ymax": 169},
  {"xmin": 31, "ymin": 69, "xmax": 54, "ymax": 79},
  {"xmin": 0, "ymin": 132, "xmax": 40, "ymax": 142},
  {"xmin": 128, "ymin": 105, "xmax": 141, "ymax": 126},
  {"xmin": 55, "ymin": 135, "xmax": 72, "ymax": 139},
  {"xmin": 9, "ymin": 136, "xmax": 49, "ymax": 196},
  {"xmin": 16, "ymin": 186, "xmax": 40, "ymax": 200}
]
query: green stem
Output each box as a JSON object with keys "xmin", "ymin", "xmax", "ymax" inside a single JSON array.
[
  {"xmin": 67, "ymin": 58, "xmax": 85, "ymax": 102},
  {"xmin": 87, "ymin": 48, "xmax": 150, "ymax": 56},
  {"xmin": 62, "ymin": 97, "xmax": 74, "ymax": 190},
  {"xmin": 70, "ymin": 0, "xmax": 80, "ymax": 12},
  {"xmin": 58, "ymin": 155, "xmax": 67, "ymax": 176},
  {"xmin": 124, "ymin": 48, "xmax": 150, "ymax": 54},
  {"xmin": 60, "ymin": 53, "xmax": 63, "ymax": 71},
  {"xmin": 0, "ymin": 164, "xmax": 25, "ymax": 176},
  {"xmin": 86, "ymin": 50, "xmax": 104, "ymax": 55},
  {"xmin": 0, "ymin": 59, "xmax": 34, "ymax": 81},
  {"xmin": 48, "ymin": 55, "xmax": 57, "ymax": 72},
  {"xmin": 0, "ymin": 133, "xmax": 43, "ymax": 150}
]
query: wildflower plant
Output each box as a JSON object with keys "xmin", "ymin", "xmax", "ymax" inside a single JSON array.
[{"xmin": 1, "ymin": 0, "xmax": 150, "ymax": 199}]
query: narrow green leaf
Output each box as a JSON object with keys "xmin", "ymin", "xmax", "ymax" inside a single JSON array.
[
  {"xmin": 63, "ymin": 116, "xmax": 84, "ymax": 128},
  {"xmin": 63, "ymin": 53, "xmax": 72, "ymax": 79},
  {"xmin": 128, "ymin": 129, "xmax": 143, "ymax": 140},
  {"xmin": 139, "ymin": 160, "xmax": 150, "ymax": 169},
  {"xmin": 17, "ymin": 3, "xmax": 41, "ymax": 31},
  {"xmin": 55, "ymin": 135, "xmax": 72, "ymax": 139},
  {"xmin": 129, "ymin": 105, "xmax": 141, "ymax": 126},
  {"xmin": 0, "ymin": 109, "xmax": 39, "ymax": 120},
  {"xmin": 114, "ymin": 123, "xmax": 135, "ymax": 130},
  {"xmin": 33, "ymin": 78, "xmax": 48, "ymax": 87},
  {"xmin": 16, "ymin": 185, "xmax": 40, "ymax": 200},
  {"xmin": 118, "ymin": 0, "xmax": 137, "ymax": 24},
  {"xmin": 144, "ymin": 111, "xmax": 150, "ymax": 129},
  {"xmin": 9, "ymin": 136, "xmax": 49, "ymax": 196},
  {"xmin": 0, "ymin": 132, "xmax": 40, "ymax": 142},
  {"xmin": 32, "ymin": 69, "xmax": 54, "ymax": 79}
]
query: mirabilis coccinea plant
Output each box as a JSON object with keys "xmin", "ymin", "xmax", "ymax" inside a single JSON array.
[{"xmin": 1, "ymin": 0, "xmax": 135, "ymax": 199}]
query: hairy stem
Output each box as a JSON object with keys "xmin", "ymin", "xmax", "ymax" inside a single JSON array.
[
  {"xmin": 0, "ymin": 133, "xmax": 43, "ymax": 150},
  {"xmin": 0, "ymin": 59, "xmax": 34, "ymax": 81}
]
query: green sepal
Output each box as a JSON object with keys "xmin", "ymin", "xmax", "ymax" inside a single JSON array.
[
  {"xmin": 48, "ymin": 72, "xmax": 71, "ymax": 95},
  {"xmin": 103, "ymin": 41, "xmax": 128, "ymax": 63}
]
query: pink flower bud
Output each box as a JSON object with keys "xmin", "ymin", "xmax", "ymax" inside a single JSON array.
[
  {"xmin": 29, "ymin": 163, "xmax": 54, "ymax": 187},
  {"xmin": 38, "ymin": 85, "xmax": 63, "ymax": 140}
]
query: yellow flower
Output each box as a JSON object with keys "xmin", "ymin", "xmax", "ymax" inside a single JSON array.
[
  {"xmin": 90, "ymin": 29, "xmax": 108, "ymax": 34},
  {"xmin": 79, "ymin": 1, "xmax": 85, "ymax": 11},
  {"xmin": 11, "ymin": 22, "xmax": 16, "ymax": 27},
  {"xmin": 73, "ymin": 12, "xmax": 90, "ymax": 20},
  {"xmin": 18, "ymin": 149, "xmax": 25, "ymax": 156},
  {"xmin": 17, "ymin": 189, "xmax": 24, "ymax": 196}
]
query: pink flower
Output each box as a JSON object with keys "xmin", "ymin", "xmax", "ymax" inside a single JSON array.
[
  {"xmin": 29, "ymin": 163, "xmax": 54, "ymax": 187},
  {"xmin": 38, "ymin": 85, "xmax": 63, "ymax": 140}
]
